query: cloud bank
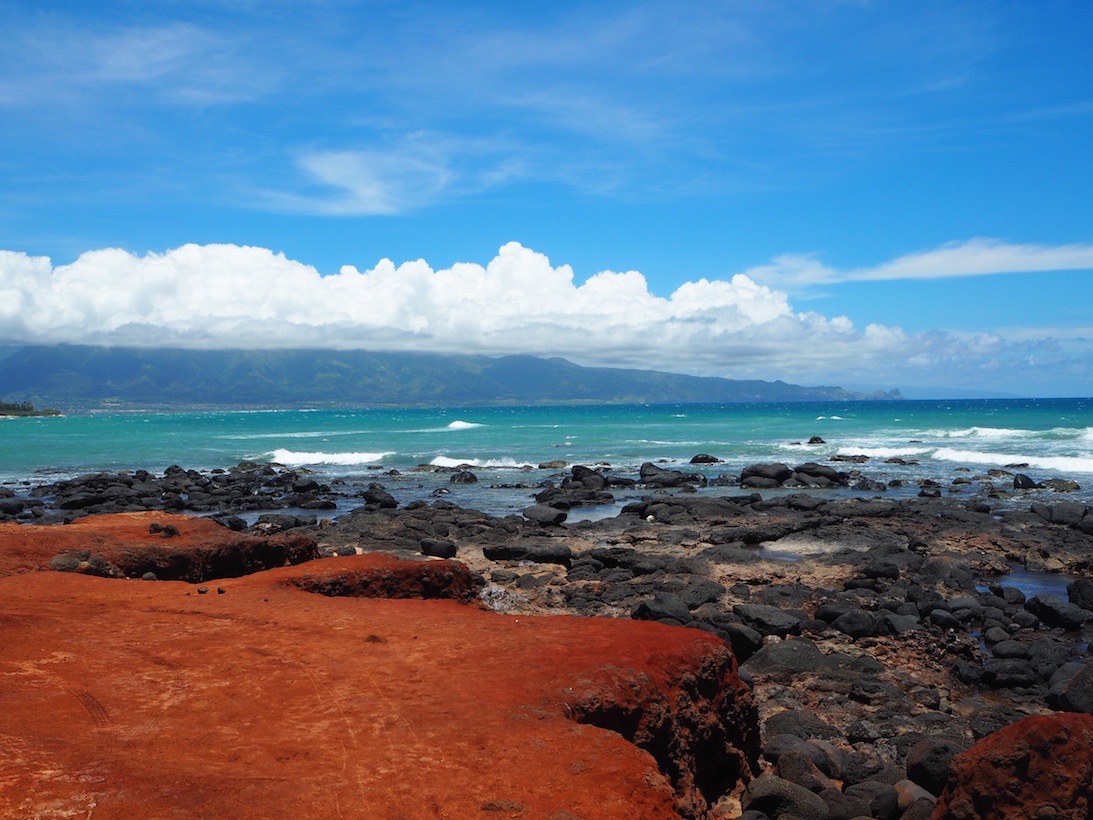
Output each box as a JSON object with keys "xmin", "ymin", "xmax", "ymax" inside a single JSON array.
[{"xmin": 0, "ymin": 242, "xmax": 1087, "ymax": 392}]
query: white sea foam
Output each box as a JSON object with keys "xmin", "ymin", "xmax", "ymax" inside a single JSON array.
[
  {"xmin": 447, "ymin": 420, "xmax": 482, "ymax": 430},
  {"xmin": 815, "ymin": 415, "xmax": 846, "ymax": 420},
  {"xmin": 220, "ymin": 430, "xmax": 359, "ymax": 441},
  {"xmin": 944, "ymin": 426, "xmax": 1030, "ymax": 439},
  {"xmin": 430, "ymin": 456, "xmax": 531, "ymax": 469},
  {"xmin": 836, "ymin": 446, "xmax": 931, "ymax": 459},
  {"xmin": 931, "ymin": 447, "xmax": 1093, "ymax": 475},
  {"xmin": 270, "ymin": 448, "xmax": 393, "ymax": 466}
]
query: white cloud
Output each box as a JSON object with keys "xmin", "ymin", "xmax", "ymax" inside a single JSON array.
[
  {"xmin": 263, "ymin": 135, "xmax": 527, "ymax": 215},
  {"xmin": 0, "ymin": 242, "xmax": 1087, "ymax": 392},
  {"xmin": 745, "ymin": 239, "xmax": 1093, "ymax": 290},
  {"xmin": 0, "ymin": 22, "xmax": 273, "ymax": 107}
]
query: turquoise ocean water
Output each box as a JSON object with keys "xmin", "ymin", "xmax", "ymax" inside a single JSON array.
[{"xmin": 1, "ymin": 398, "xmax": 1090, "ymax": 517}]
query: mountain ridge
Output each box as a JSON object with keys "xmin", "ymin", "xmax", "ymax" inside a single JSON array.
[{"xmin": 0, "ymin": 345, "xmax": 901, "ymax": 410}]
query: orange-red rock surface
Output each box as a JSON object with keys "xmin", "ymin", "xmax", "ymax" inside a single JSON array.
[
  {"xmin": 933, "ymin": 713, "xmax": 1093, "ymax": 820},
  {"xmin": 0, "ymin": 511, "xmax": 318, "ymax": 581},
  {"xmin": 0, "ymin": 515, "xmax": 759, "ymax": 818}
]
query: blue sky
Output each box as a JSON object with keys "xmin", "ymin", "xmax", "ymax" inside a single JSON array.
[{"xmin": 0, "ymin": 0, "xmax": 1090, "ymax": 396}]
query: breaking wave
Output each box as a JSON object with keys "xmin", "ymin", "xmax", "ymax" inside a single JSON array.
[
  {"xmin": 270, "ymin": 449, "xmax": 393, "ymax": 466},
  {"xmin": 430, "ymin": 456, "xmax": 532, "ymax": 469},
  {"xmin": 447, "ymin": 420, "xmax": 482, "ymax": 430},
  {"xmin": 930, "ymin": 448, "xmax": 1093, "ymax": 475}
]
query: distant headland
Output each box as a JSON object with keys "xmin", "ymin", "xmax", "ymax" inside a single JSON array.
[{"xmin": 0, "ymin": 344, "xmax": 902, "ymax": 410}]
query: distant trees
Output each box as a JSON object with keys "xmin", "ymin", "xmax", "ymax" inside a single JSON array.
[{"xmin": 0, "ymin": 399, "xmax": 60, "ymax": 416}]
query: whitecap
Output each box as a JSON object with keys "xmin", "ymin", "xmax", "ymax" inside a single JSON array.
[
  {"xmin": 931, "ymin": 447, "xmax": 1093, "ymax": 475},
  {"xmin": 944, "ymin": 426, "xmax": 1030, "ymax": 439},
  {"xmin": 270, "ymin": 448, "xmax": 393, "ymax": 466},
  {"xmin": 447, "ymin": 420, "xmax": 482, "ymax": 430},
  {"xmin": 836, "ymin": 445, "xmax": 931, "ymax": 459},
  {"xmin": 430, "ymin": 456, "xmax": 532, "ymax": 469}
]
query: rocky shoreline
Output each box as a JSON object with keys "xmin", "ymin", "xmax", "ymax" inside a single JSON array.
[{"xmin": 3, "ymin": 459, "xmax": 1093, "ymax": 817}]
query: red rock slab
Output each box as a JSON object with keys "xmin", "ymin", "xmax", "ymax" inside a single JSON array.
[
  {"xmin": 281, "ymin": 552, "xmax": 478, "ymax": 603},
  {"xmin": 0, "ymin": 512, "xmax": 317, "ymax": 581},
  {"xmin": 933, "ymin": 713, "xmax": 1093, "ymax": 820},
  {"xmin": 0, "ymin": 560, "xmax": 758, "ymax": 818}
]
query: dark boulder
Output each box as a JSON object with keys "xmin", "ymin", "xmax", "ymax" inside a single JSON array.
[
  {"xmin": 689, "ymin": 453, "xmax": 722, "ymax": 464},
  {"xmin": 844, "ymin": 781, "xmax": 899, "ymax": 820},
  {"xmin": 363, "ymin": 485, "xmax": 398, "ymax": 508},
  {"xmin": 1051, "ymin": 661, "xmax": 1093, "ymax": 714},
  {"xmin": 743, "ymin": 638, "xmax": 825, "ymax": 677},
  {"xmin": 1013, "ymin": 473, "xmax": 1040, "ymax": 489},
  {"xmin": 733, "ymin": 603, "xmax": 801, "ymax": 637},
  {"xmin": 905, "ymin": 736, "xmax": 968, "ymax": 795},
  {"xmin": 521, "ymin": 504, "xmax": 568, "ymax": 527},
  {"xmin": 570, "ymin": 465, "xmax": 607, "ymax": 490},
  {"xmin": 740, "ymin": 462, "xmax": 793, "ymax": 486},
  {"xmin": 481, "ymin": 542, "xmax": 572, "ymax": 567},
  {"xmin": 831, "ymin": 608, "xmax": 881, "ymax": 639},
  {"xmin": 632, "ymin": 592, "xmax": 692, "ymax": 625},
  {"xmin": 449, "ymin": 470, "xmax": 478, "ymax": 484},
  {"xmin": 776, "ymin": 749, "xmax": 836, "ymax": 793},
  {"xmin": 742, "ymin": 774, "xmax": 832, "ymax": 820},
  {"xmin": 420, "ymin": 538, "xmax": 457, "ymax": 559},
  {"xmin": 1068, "ymin": 578, "xmax": 1093, "ymax": 612},
  {"xmin": 1026, "ymin": 593, "xmax": 1092, "ymax": 630},
  {"xmin": 793, "ymin": 462, "xmax": 846, "ymax": 485}
]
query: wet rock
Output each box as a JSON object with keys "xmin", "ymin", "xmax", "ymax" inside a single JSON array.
[
  {"xmin": 740, "ymin": 463, "xmax": 794, "ymax": 487},
  {"xmin": 449, "ymin": 470, "xmax": 477, "ymax": 484},
  {"xmin": 689, "ymin": 453, "xmax": 722, "ymax": 464},
  {"xmin": 362, "ymin": 485, "xmax": 398, "ymax": 508},
  {"xmin": 1013, "ymin": 473, "xmax": 1040, "ymax": 489}
]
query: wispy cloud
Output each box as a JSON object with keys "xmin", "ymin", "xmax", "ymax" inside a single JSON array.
[
  {"xmin": 744, "ymin": 239, "xmax": 1093, "ymax": 290},
  {"xmin": 260, "ymin": 133, "xmax": 527, "ymax": 215},
  {"xmin": 0, "ymin": 18, "xmax": 278, "ymax": 108}
]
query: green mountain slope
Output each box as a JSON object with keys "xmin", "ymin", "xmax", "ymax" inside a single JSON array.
[{"xmin": 0, "ymin": 345, "xmax": 899, "ymax": 409}]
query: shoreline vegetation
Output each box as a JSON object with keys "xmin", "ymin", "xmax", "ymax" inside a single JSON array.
[{"xmin": 0, "ymin": 399, "xmax": 61, "ymax": 417}]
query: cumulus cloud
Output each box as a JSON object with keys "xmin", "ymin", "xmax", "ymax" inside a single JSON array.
[
  {"xmin": 744, "ymin": 239, "xmax": 1093, "ymax": 290},
  {"xmin": 0, "ymin": 242, "xmax": 1086, "ymax": 391}
]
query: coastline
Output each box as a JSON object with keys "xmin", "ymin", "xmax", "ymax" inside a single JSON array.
[{"xmin": 1, "ymin": 457, "xmax": 1092, "ymax": 816}]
